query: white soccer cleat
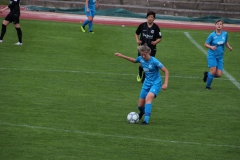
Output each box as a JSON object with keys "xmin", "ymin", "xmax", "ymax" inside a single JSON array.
[
  {"xmin": 15, "ymin": 42, "xmax": 23, "ymax": 45},
  {"xmin": 0, "ymin": 40, "xmax": 3, "ymax": 43}
]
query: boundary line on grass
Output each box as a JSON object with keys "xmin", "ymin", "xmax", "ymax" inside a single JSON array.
[
  {"xmin": 1, "ymin": 122, "xmax": 239, "ymax": 149},
  {"xmin": 184, "ymin": 32, "xmax": 240, "ymax": 90},
  {"xmin": 0, "ymin": 67, "xmax": 230, "ymax": 81}
]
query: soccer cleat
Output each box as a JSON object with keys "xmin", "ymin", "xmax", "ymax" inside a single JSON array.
[
  {"xmin": 89, "ymin": 30, "xmax": 94, "ymax": 34},
  {"xmin": 138, "ymin": 113, "xmax": 144, "ymax": 120},
  {"xmin": 80, "ymin": 26, "xmax": 85, "ymax": 33},
  {"xmin": 15, "ymin": 42, "xmax": 22, "ymax": 45},
  {"xmin": 203, "ymin": 71, "xmax": 208, "ymax": 82},
  {"xmin": 137, "ymin": 75, "xmax": 141, "ymax": 82},
  {"xmin": 206, "ymin": 86, "xmax": 211, "ymax": 90},
  {"xmin": 141, "ymin": 121, "xmax": 148, "ymax": 125},
  {"xmin": 0, "ymin": 40, "xmax": 3, "ymax": 43}
]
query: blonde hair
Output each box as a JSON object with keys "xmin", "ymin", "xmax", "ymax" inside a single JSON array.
[{"xmin": 138, "ymin": 43, "xmax": 151, "ymax": 54}]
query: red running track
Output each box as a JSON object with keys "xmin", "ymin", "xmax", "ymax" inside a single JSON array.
[{"xmin": 0, "ymin": 6, "xmax": 240, "ymax": 32}]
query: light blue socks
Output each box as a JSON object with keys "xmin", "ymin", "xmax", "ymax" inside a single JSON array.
[
  {"xmin": 206, "ymin": 72, "xmax": 215, "ymax": 88},
  {"xmin": 144, "ymin": 103, "xmax": 152, "ymax": 123},
  {"xmin": 89, "ymin": 21, "xmax": 93, "ymax": 31},
  {"xmin": 82, "ymin": 19, "xmax": 89, "ymax": 27}
]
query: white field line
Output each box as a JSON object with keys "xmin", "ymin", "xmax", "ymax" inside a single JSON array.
[
  {"xmin": 0, "ymin": 122, "xmax": 239, "ymax": 149},
  {"xmin": 184, "ymin": 32, "xmax": 240, "ymax": 90},
  {"xmin": 0, "ymin": 67, "xmax": 230, "ymax": 81}
]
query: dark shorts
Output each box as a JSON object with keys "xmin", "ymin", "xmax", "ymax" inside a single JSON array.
[{"xmin": 5, "ymin": 13, "xmax": 20, "ymax": 24}]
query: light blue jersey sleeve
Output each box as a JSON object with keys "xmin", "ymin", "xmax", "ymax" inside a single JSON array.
[{"xmin": 135, "ymin": 56, "xmax": 141, "ymax": 63}]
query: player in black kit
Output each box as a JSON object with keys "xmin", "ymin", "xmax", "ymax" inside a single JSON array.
[
  {"xmin": 135, "ymin": 11, "xmax": 162, "ymax": 83},
  {"xmin": 0, "ymin": 0, "xmax": 23, "ymax": 45}
]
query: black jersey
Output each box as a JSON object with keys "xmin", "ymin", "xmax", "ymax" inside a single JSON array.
[
  {"xmin": 8, "ymin": 0, "xmax": 21, "ymax": 17},
  {"xmin": 136, "ymin": 22, "xmax": 161, "ymax": 50}
]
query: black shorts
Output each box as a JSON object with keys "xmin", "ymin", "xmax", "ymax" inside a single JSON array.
[
  {"xmin": 5, "ymin": 13, "xmax": 20, "ymax": 24},
  {"xmin": 138, "ymin": 49, "xmax": 157, "ymax": 57}
]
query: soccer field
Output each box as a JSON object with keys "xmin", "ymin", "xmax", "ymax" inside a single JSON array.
[{"xmin": 0, "ymin": 19, "xmax": 240, "ymax": 160}]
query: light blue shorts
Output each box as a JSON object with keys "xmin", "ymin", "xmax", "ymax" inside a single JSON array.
[
  {"xmin": 85, "ymin": 8, "xmax": 96, "ymax": 17},
  {"xmin": 139, "ymin": 84, "xmax": 161, "ymax": 99},
  {"xmin": 207, "ymin": 54, "xmax": 224, "ymax": 71}
]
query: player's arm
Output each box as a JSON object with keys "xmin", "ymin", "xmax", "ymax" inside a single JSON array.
[
  {"xmin": 0, "ymin": 6, "xmax": 9, "ymax": 13},
  {"xmin": 204, "ymin": 42, "xmax": 216, "ymax": 50},
  {"xmin": 204, "ymin": 34, "xmax": 216, "ymax": 50},
  {"xmin": 151, "ymin": 26, "xmax": 162, "ymax": 45},
  {"xmin": 161, "ymin": 67, "xmax": 169, "ymax": 90},
  {"xmin": 225, "ymin": 42, "xmax": 232, "ymax": 51},
  {"xmin": 96, "ymin": 0, "xmax": 99, "ymax": 9},
  {"xmin": 151, "ymin": 38, "xmax": 161, "ymax": 45},
  {"xmin": 114, "ymin": 53, "xmax": 136, "ymax": 63},
  {"xmin": 85, "ymin": 0, "xmax": 89, "ymax": 12},
  {"xmin": 135, "ymin": 24, "xmax": 142, "ymax": 45},
  {"xmin": 135, "ymin": 33, "xmax": 141, "ymax": 45}
]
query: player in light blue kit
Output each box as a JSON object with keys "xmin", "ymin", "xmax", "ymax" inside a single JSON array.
[
  {"xmin": 80, "ymin": 0, "xmax": 99, "ymax": 34},
  {"xmin": 203, "ymin": 19, "xmax": 232, "ymax": 90},
  {"xmin": 115, "ymin": 44, "xmax": 169, "ymax": 125}
]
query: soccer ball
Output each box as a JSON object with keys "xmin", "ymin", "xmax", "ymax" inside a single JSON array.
[{"xmin": 127, "ymin": 112, "xmax": 139, "ymax": 124}]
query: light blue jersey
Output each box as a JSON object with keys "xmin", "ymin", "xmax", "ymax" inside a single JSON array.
[
  {"xmin": 86, "ymin": 0, "xmax": 97, "ymax": 11},
  {"xmin": 135, "ymin": 56, "xmax": 164, "ymax": 87},
  {"xmin": 206, "ymin": 31, "xmax": 228, "ymax": 58},
  {"xmin": 135, "ymin": 56, "xmax": 165, "ymax": 124},
  {"xmin": 205, "ymin": 30, "xmax": 228, "ymax": 70}
]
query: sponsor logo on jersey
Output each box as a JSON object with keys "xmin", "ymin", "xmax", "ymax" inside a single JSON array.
[
  {"xmin": 143, "ymin": 68, "xmax": 149, "ymax": 72},
  {"xmin": 217, "ymin": 41, "xmax": 224, "ymax": 45},
  {"xmin": 142, "ymin": 33, "xmax": 153, "ymax": 39}
]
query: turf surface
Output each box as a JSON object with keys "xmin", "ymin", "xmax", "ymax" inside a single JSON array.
[{"xmin": 0, "ymin": 19, "xmax": 240, "ymax": 160}]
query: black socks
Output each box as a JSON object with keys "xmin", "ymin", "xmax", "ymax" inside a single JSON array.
[
  {"xmin": 0, "ymin": 24, "xmax": 6, "ymax": 40},
  {"xmin": 139, "ymin": 66, "xmax": 143, "ymax": 78},
  {"xmin": 139, "ymin": 66, "xmax": 145, "ymax": 83},
  {"xmin": 15, "ymin": 27, "xmax": 22, "ymax": 43}
]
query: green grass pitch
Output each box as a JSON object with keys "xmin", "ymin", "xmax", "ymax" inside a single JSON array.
[{"xmin": 0, "ymin": 19, "xmax": 240, "ymax": 160}]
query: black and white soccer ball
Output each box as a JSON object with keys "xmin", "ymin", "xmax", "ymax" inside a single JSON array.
[{"xmin": 127, "ymin": 112, "xmax": 139, "ymax": 124}]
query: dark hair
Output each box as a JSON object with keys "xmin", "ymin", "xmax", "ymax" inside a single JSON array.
[
  {"xmin": 146, "ymin": 11, "xmax": 156, "ymax": 18},
  {"xmin": 215, "ymin": 19, "xmax": 223, "ymax": 24}
]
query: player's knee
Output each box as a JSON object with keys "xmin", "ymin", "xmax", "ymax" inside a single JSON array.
[
  {"xmin": 88, "ymin": 17, "xmax": 93, "ymax": 21},
  {"xmin": 3, "ymin": 20, "xmax": 9, "ymax": 26},
  {"xmin": 145, "ymin": 98, "xmax": 153, "ymax": 104},
  {"xmin": 14, "ymin": 24, "xmax": 20, "ymax": 28},
  {"xmin": 216, "ymin": 73, "xmax": 222, "ymax": 78},
  {"xmin": 210, "ymin": 70, "xmax": 217, "ymax": 75}
]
